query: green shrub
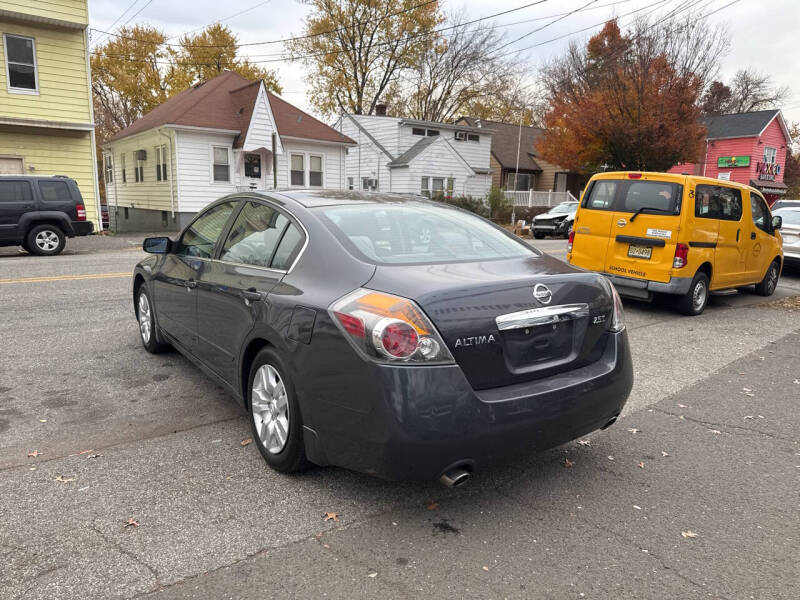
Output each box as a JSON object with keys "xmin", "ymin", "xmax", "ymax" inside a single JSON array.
[
  {"xmin": 441, "ymin": 195, "xmax": 490, "ymax": 218},
  {"xmin": 488, "ymin": 187, "xmax": 512, "ymax": 222}
]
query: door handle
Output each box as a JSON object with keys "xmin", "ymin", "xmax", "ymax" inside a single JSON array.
[
  {"xmin": 736, "ymin": 229, "xmax": 740, "ymax": 242},
  {"xmin": 240, "ymin": 288, "xmax": 265, "ymax": 305},
  {"xmin": 751, "ymin": 232, "xmax": 756, "ymax": 240},
  {"xmin": 185, "ymin": 280, "xmax": 197, "ymax": 290}
]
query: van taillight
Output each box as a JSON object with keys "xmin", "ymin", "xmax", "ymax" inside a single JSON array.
[
  {"xmin": 628, "ymin": 173, "xmax": 642, "ymax": 179},
  {"xmin": 673, "ymin": 243, "xmax": 689, "ymax": 268},
  {"xmin": 76, "ymin": 204, "xmax": 86, "ymax": 221},
  {"xmin": 567, "ymin": 229, "xmax": 575, "ymax": 253}
]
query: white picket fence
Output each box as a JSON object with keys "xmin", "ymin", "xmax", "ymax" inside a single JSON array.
[{"xmin": 504, "ymin": 190, "xmax": 578, "ymax": 207}]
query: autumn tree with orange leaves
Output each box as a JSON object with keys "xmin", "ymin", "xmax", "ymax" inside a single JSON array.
[{"xmin": 538, "ymin": 17, "xmax": 729, "ymax": 173}]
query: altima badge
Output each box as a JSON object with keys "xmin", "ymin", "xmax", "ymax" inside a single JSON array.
[{"xmin": 533, "ymin": 284, "xmax": 553, "ymax": 305}]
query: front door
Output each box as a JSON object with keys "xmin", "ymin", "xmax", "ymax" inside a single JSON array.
[
  {"xmin": 152, "ymin": 201, "xmax": 238, "ymax": 351},
  {"xmin": 196, "ymin": 201, "xmax": 305, "ymax": 383},
  {"xmin": 694, "ymin": 183, "xmax": 746, "ymax": 287},
  {"xmin": 0, "ymin": 179, "xmax": 35, "ymax": 242},
  {"xmin": 746, "ymin": 191, "xmax": 779, "ymax": 280},
  {"xmin": 243, "ymin": 153, "xmax": 263, "ymax": 190}
]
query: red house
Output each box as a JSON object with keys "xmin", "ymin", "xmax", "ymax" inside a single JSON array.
[{"xmin": 669, "ymin": 109, "xmax": 792, "ymax": 205}]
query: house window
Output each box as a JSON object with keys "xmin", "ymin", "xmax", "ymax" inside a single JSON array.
[
  {"xmin": 309, "ymin": 155, "xmax": 323, "ymax": 187},
  {"xmin": 763, "ymin": 147, "xmax": 777, "ymax": 163},
  {"xmin": 104, "ymin": 155, "xmax": 113, "ymax": 184},
  {"xmin": 426, "ymin": 129, "xmax": 439, "ymax": 137},
  {"xmin": 421, "ymin": 177, "xmax": 429, "ymax": 197},
  {"xmin": 290, "ymin": 154, "xmax": 304, "ymax": 186},
  {"xmin": 347, "ymin": 177, "xmax": 354, "ymax": 190},
  {"xmin": 467, "ymin": 134, "xmax": 479, "ymax": 142},
  {"xmin": 121, "ymin": 153, "xmax": 126, "ymax": 183},
  {"xmin": 362, "ymin": 177, "xmax": 376, "ymax": 191},
  {"xmin": 155, "ymin": 145, "xmax": 168, "ymax": 181},
  {"xmin": 505, "ymin": 172, "xmax": 532, "ymax": 191},
  {"xmin": 412, "ymin": 128, "xmax": 426, "ymax": 136},
  {"xmin": 135, "ymin": 156, "xmax": 144, "ymax": 183},
  {"xmin": 244, "ymin": 153, "xmax": 261, "ymax": 178},
  {"xmin": 431, "ymin": 177, "xmax": 445, "ymax": 198},
  {"xmin": 3, "ymin": 34, "xmax": 38, "ymax": 93},
  {"xmin": 447, "ymin": 177, "xmax": 455, "ymax": 198},
  {"xmin": 212, "ymin": 146, "xmax": 230, "ymax": 182}
]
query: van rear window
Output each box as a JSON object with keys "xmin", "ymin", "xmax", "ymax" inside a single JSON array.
[{"xmin": 583, "ymin": 179, "xmax": 682, "ymax": 214}]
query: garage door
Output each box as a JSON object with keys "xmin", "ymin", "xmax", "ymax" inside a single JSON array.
[{"xmin": 0, "ymin": 157, "xmax": 24, "ymax": 174}]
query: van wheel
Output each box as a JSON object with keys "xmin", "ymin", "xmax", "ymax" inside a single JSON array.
[
  {"xmin": 676, "ymin": 272, "xmax": 709, "ymax": 316},
  {"xmin": 27, "ymin": 225, "xmax": 66, "ymax": 256},
  {"xmin": 754, "ymin": 260, "xmax": 780, "ymax": 297}
]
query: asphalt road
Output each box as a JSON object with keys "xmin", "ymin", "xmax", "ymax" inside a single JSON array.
[{"xmin": 1, "ymin": 235, "xmax": 799, "ymax": 599}]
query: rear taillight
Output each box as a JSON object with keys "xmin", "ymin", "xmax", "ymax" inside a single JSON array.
[
  {"xmin": 567, "ymin": 229, "xmax": 575, "ymax": 253},
  {"xmin": 673, "ymin": 243, "xmax": 689, "ymax": 269},
  {"xmin": 76, "ymin": 204, "xmax": 86, "ymax": 221},
  {"xmin": 601, "ymin": 277, "xmax": 626, "ymax": 333},
  {"xmin": 330, "ymin": 289, "xmax": 453, "ymax": 364}
]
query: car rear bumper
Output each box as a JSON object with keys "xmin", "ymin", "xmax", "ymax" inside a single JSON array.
[
  {"xmin": 71, "ymin": 221, "xmax": 94, "ymax": 237},
  {"xmin": 308, "ymin": 330, "xmax": 633, "ymax": 481},
  {"xmin": 605, "ymin": 273, "xmax": 692, "ymax": 299}
]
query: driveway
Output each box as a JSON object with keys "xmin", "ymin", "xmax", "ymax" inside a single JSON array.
[{"xmin": 1, "ymin": 235, "xmax": 798, "ymax": 599}]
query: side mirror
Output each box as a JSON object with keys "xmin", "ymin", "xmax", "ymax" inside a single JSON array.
[
  {"xmin": 143, "ymin": 236, "xmax": 171, "ymax": 254},
  {"xmin": 772, "ymin": 215, "xmax": 782, "ymax": 231}
]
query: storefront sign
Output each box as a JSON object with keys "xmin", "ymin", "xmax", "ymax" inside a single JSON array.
[
  {"xmin": 756, "ymin": 161, "xmax": 781, "ymax": 181},
  {"xmin": 717, "ymin": 156, "xmax": 750, "ymax": 168}
]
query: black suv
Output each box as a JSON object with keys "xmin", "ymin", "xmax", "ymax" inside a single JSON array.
[{"xmin": 0, "ymin": 175, "xmax": 94, "ymax": 256}]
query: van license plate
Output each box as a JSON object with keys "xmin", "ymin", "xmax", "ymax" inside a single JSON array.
[{"xmin": 627, "ymin": 245, "xmax": 652, "ymax": 259}]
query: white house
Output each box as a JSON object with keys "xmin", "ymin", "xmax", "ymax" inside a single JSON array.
[
  {"xmin": 335, "ymin": 107, "xmax": 492, "ymax": 199},
  {"xmin": 102, "ymin": 71, "xmax": 356, "ymax": 231}
]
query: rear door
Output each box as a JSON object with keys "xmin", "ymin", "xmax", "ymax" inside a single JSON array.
[
  {"xmin": 604, "ymin": 177, "xmax": 684, "ymax": 284},
  {"xmin": 569, "ymin": 179, "xmax": 617, "ymax": 272},
  {"xmin": 746, "ymin": 192, "xmax": 779, "ymax": 280},
  {"xmin": 0, "ymin": 179, "xmax": 34, "ymax": 241}
]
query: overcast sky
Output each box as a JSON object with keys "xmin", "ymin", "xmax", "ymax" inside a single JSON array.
[{"xmin": 88, "ymin": 0, "xmax": 800, "ymax": 127}]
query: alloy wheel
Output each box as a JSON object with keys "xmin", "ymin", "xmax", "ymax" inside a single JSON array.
[
  {"xmin": 138, "ymin": 292, "xmax": 152, "ymax": 344},
  {"xmin": 35, "ymin": 230, "xmax": 60, "ymax": 252},
  {"xmin": 251, "ymin": 364, "xmax": 290, "ymax": 454}
]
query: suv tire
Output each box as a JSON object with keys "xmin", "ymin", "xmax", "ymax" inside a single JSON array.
[
  {"xmin": 676, "ymin": 271, "xmax": 709, "ymax": 316},
  {"xmin": 27, "ymin": 224, "xmax": 66, "ymax": 256},
  {"xmin": 248, "ymin": 347, "xmax": 309, "ymax": 474},
  {"xmin": 754, "ymin": 260, "xmax": 780, "ymax": 297}
]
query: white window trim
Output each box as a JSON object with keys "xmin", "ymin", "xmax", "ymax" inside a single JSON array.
[
  {"xmin": 763, "ymin": 146, "xmax": 777, "ymax": 163},
  {"xmin": 309, "ymin": 153, "xmax": 324, "ymax": 188},
  {"xmin": 155, "ymin": 144, "xmax": 168, "ymax": 183},
  {"xmin": 103, "ymin": 154, "xmax": 113, "ymax": 184},
  {"xmin": 120, "ymin": 153, "xmax": 126, "ymax": 184},
  {"xmin": 3, "ymin": 33, "xmax": 39, "ymax": 95},
  {"xmin": 210, "ymin": 145, "xmax": 232, "ymax": 185},
  {"xmin": 290, "ymin": 153, "xmax": 306, "ymax": 188}
]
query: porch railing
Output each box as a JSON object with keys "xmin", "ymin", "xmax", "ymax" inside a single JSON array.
[{"xmin": 504, "ymin": 190, "xmax": 577, "ymax": 207}]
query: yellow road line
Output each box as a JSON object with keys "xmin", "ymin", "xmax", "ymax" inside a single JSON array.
[{"xmin": 0, "ymin": 272, "xmax": 131, "ymax": 285}]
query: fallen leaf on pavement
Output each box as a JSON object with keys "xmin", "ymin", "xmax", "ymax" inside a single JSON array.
[
  {"xmin": 743, "ymin": 415, "xmax": 754, "ymax": 420},
  {"xmin": 87, "ymin": 453, "xmax": 102, "ymax": 459},
  {"xmin": 745, "ymin": 392, "xmax": 755, "ymax": 397},
  {"xmin": 681, "ymin": 530, "xmax": 699, "ymax": 539},
  {"xmin": 27, "ymin": 450, "xmax": 41, "ymax": 458},
  {"xmin": 240, "ymin": 438, "xmax": 253, "ymax": 447},
  {"xmin": 577, "ymin": 439, "xmax": 591, "ymax": 447},
  {"xmin": 39, "ymin": 419, "xmax": 47, "ymax": 423},
  {"xmin": 77, "ymin": 449, "xmax": 93, "ymax": 455},
  {"xmin": 564, "ymin": 458, "xmax": 574, "ymax": 468},
  {"xmin": 368, "ymin": 572, "xmax": 378, "ymax": 578},
  {"xmin": 323, "ymin": 512, "xmax": 339, "ymax": 522},
  {"xmin": 123, "ymin": 518, "xmax": 139, "ymax": 528},
  {"xmin": 661, "ymin": 451, "xmax": 669, "ymax": 457},
  {"xmin": 742, "ymin": 387, "xmax": 752, "ymax": 392},
  {"xmin": 677, "ymin": 404, "xmax": 687, "ymax": 408},
  {"xmin": 55, "ymin": 475, "xmax": 75, "ymax": 483},
  {"xmin": 793, "ymin": 379, "xmax": 799, "ymax": 385},
  {"xmin": 627, "ymin": 428, "xmax": 639, "ymax": 434},
  {"xmin": 427, "ymin": 501, "xmax": 440, "ymax": 511},
  {"xmin": 607, "ymin": 456, "xmax": 614, "ymax": 461},
  {"xmin": 482, "ymin": 566, "xmax": 489, "ymax": 571},
  {"xmin": 633, "ymin": 505, "xmax": 642, "ymax": 510},
  {"xmin": 638, "ymin": 462, "xmax": 644, "ymax": 469},
  {"xmin": 708, "ymin": 429, "xmax": 722, "ymax": 435}
]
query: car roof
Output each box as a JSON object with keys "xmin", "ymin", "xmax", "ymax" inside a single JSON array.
[
  {"xmin": 590, "ymin": 171, "xmax": 760, "ymax": 193},
  {"xmin": 0, "ymin": 174, "xmax": 75, "ymax": 181},
  {"xmin": 246, "ymin": 189, "xmax": 430, "ymax": 209}
]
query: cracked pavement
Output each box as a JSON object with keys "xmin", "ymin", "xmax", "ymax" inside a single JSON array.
[{"xmin": 1, "ymin": 236, "xmax": 799, "ymax": 599}]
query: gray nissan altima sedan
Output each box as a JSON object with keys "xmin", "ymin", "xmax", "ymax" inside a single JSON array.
[{"xmin": 133, "ymin": 191, "xmax": 633, "ymax": 486}]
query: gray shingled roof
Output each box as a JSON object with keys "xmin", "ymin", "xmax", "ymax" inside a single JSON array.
[
  {"xmin": 387, "ymin": 136, "xmax": 438, "ymax": 167},
  {"xmin": 457, "ymin": 117, "xmax": 543, "ymax": 171},
  {"xmin": 702, "ymin": 110, "xmax": 780, "ymax": 140}
]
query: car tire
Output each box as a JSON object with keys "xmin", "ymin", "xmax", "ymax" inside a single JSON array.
[
  {"xmin": 754, "ymin": 260, "xmax": 780, "ymax": 297},
  {"xmin": 533, "ymin": 232, "xmax": 545, "ymax": 239},
  {"xmin": 136, "ymin": 284, "xmax": 169, "ymax": 353},
  {"xmin": 676, "ymin": 271, "xmax": 709, "ymax": 316},
  {"xmin": 26, "ymin": 224, "xmax": 66, "ymax": 256},
  {"xmin": 248, "ymin": 348, "xmax": 309, "ymax": 474}
]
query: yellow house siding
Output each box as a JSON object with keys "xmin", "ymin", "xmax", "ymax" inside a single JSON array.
[
  {"xmin": 0, "ymin": 125, "xmax": 100, "ymax": 228},
  {"xmin": 1, "ymin": 0, "xmax": 87, "ymax": 26},
  {"xmin": 0, "ymin": 22, "xmax": 91, "ymax": 124}
]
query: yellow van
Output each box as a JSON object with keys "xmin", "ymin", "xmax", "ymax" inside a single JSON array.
[{"xmin": 567, "ymin": 172, "xmax": 784, "ymax": 315}]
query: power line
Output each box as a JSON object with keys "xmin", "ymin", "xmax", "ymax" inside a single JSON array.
[
  {"xmin": 90, "ymin": 0, "xmax": 145, "ymax": 48},
  {"xmin": 493, "ymin": 0, "xmax": 600, "ymax": 55},
  {"xmin": 166, "ymin": 0, "xmax": 274, "ymax": 41}
]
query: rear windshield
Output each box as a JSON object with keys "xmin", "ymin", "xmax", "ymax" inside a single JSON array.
[
  {"xmin": 317, "ymin": 203, "xmax": 534, "ymax": 265},
  {"xmin": 583, "ymin": 179, "xmax": 682, "ymax": 215}
]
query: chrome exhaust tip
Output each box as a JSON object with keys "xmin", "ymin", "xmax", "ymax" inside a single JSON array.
[{"xmin": 439, "ymin": 467, "xmax": 472, "ymax": 488}]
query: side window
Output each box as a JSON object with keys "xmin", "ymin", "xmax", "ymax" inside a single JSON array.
[
  {"xmin": 0, "ymin": 180, "xmax": 32, "ymax": 202},
  {"xmin": 175, "ymin": 201, "xmax": 237, "ymax": 258},
  {"xmin": 750, "ymin": 194, "xmax": 771, "ymax": 234},
  {"xmin": 584, "ymin": 181, "xmax": 617, "ymax": 210},
  {"xmin": 219, "ymin": 202, "xmax": 290, "ymax": 268},
  {"xmin": 270, "ymin": 223, "xmax": 304, "ymax": 270},
  {"xmin": 38, "ymin": 180, "xmax": 71, "ymax": 203},
  {"xmin": 695, "ymin": 185, "xmax": 742, "ymax": 221}
]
